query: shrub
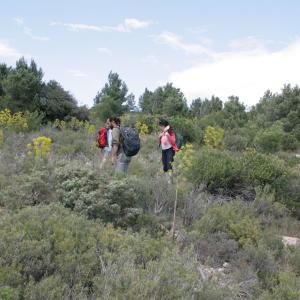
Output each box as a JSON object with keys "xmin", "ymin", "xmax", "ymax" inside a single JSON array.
[
  {"xmin": 55, "ymin": 164, "xmax": 153, "ymax": 229},
  {"xmin": 193, "ymin": 201, "xmax": 262, "ymax": 247},
  {"xmin": 254, "ymin": 127, "xmax": 283, "ymax": 153},
  {"xmin": 281, "ymin": 134, "xmax": 298, "ymax": 151},
  {"xmin": 259, "ymin": 271, "xmax": 300, "ymax": 300},
  {"xmin": 242, "ymin": 149, "xmax": 287, "ymax": 190},
  {"xmin": 0, "ymin": 205, "xmax": 216, "ymax": 299},
  {"xmin": 27, "ymin": 136, "xmax": 52, "ymax": 160},
  {"xmin": 0, "ymin": 168, "xmax": 55, "ymax": 209},
  {"xmin": 0, "ymin": 108, "xmax": 28, "ymax": 131},
  {"xmin": 169, "ymin": 116, "xmax": 203, "ymax": 143},
  {"xmin": 134, "ymin": 121, "xmax": 149, "ymax": 136},
  {"xmin": 204, "ymin": 126, "xmax": 224, "ymax": 149},
  {"xmin": 187, "ymin": 148, "xmax": 241, "ymax": 192},
  {"xmin": 238, "ymin": 242, "xmax": 278, "ymax": 289},
  {"xmin": 224, "ymin": 132, "xmax": 248, "ymax": 151}
]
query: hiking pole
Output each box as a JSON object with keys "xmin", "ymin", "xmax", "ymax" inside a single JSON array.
[{"xmin": 171, "ymin": 175, "xmax": 178, "ymax": 240}]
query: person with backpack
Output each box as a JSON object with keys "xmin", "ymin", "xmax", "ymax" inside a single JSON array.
[
  {"xmin": 97, "ymin": 117, "xmax": 113, "ymax": 168},
  {"xmin": 159, "ymin": 119, "xmax": 178, "ymax": 174},
  {"xmin": 111, "ymin": 117, "xmax": 140, "ymax": 173}
]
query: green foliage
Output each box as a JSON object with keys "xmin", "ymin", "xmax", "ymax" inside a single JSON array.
[
  {"xmin": 93, "ymin": 72, "xmax": 134, "ymax": 120},
  {"xmin": 0, "ymin": 59, "xmax": 88, "ymax": 122},
  {"xmin": 0, "ymin": 205, "xmax": 215, "ymax": 299},
  {"xmin": 193, "ymin": 201, "xmax": 262, "ymax": 246},
  {"xmin": 190, "ymin": 96, "xmax": 223, "ymax": 117},
  {"xmin": 169, "ymin": 116, "xmax": 203, "ymax": 143},
  {"xmin": 259, "ymin": 271, "xmax": 300, "ymax": 300},
  {"xmin": 139, "ymin": 83, "xmax": 188, "ymax": 116},
  {"xmin": 242, "ymin": 149, "xmax": 287, "ymax": 189},
  {"xmin": 254, "ymin": 124, "xmax": 284, "ymax": 153},
  {"xmin": 0, "ymin": 168, "xmax": 54, "ymax": 209},
  {"xmin": 204, "ymin": 126, "xmax": 224, "ymax": 148},
  {"xmin": 187, "ymin": 148, "xmax": 241, "ymax": 191}
]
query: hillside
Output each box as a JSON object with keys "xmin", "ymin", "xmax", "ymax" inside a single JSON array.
[{"xmin": 0, "ymin": 60, "xmax": 300, "ymax": 299}]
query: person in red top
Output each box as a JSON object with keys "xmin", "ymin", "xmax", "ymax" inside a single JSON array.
[{"xmin": 159, "ymin": 119, "xmax": 178, "ymax": 173}]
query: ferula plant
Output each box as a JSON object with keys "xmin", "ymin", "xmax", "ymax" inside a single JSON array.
[
  {"xmin": 0, "ymin": 108, "xmax": 28, "ymax": 131},
  {"xmin": 135, "ymin": 121, "xmax": 149, "ymax": 136},
  {"xmin": 27, "ymin": 136, "xmax": 52, "ymax": 159},
  {"xmin": 204, "ymin": 125, "xmax": 224, "ymax": 149}
]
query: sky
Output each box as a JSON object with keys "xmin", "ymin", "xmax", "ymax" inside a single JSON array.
[{"xmin": 1, "ymin": 0, "xmax": 300, "ymax": 108}]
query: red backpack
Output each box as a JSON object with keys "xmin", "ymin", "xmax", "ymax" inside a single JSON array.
[{"xmin": 97, "ymin": 128, "xmax": 108, "ymax": 148}]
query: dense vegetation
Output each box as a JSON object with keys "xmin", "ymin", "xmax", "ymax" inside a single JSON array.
[{"xmin": 0, "ymin": 58, "xmax": 300, "ymax": 299}]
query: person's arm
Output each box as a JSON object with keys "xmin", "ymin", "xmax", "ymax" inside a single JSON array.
[{"xmin": 111, "ymin": 128, "xmax": 120, "ymax": 164}]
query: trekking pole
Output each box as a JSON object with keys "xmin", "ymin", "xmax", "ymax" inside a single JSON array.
[{"xmin": 171, "ymin": 175, "xmax": 178, "ymax": 240}]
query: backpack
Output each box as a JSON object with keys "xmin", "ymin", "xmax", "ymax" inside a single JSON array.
[
  {"xmin": 120, "ymin": 127, "xmax": 140, "ymax": 156},
  {"xmin": 97, "ymin": 127, "xmax": 108, "ymax": 148},
  {"xmin": 175, "ymin": 132, "xmax": 184, "ymax": 150}
]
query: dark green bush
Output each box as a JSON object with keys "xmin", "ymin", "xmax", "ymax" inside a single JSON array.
[
  {"xmin": 242, "ymin": 149, "xmax": 287, "ymax": 190},
  {"xmin": 187, "ymin": 148, "xmax": 241, "ymax": 192},
  {"xmin": 281, "ymin": 134, "xmax": 298, "ymax": 151},
  {"xmin": 254, "ymin": 127, "xmax": 283, "ymax": 153},
  {"xmin": 169, "ymin": 116, "xmax": 203, "ymax": 143},
  {"xmin": 193, "ymin": 201, "xmax": 262, "ymax": 247}
]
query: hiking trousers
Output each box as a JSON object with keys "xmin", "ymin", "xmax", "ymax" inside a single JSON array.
[{"xmin": 162, "ymin": 147, "xmax": 174, "ymax": 172}]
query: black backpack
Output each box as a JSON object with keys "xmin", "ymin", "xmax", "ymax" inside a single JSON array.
[{"xmin": 120, "ymin": 127, "xmax": 140, "ymax": 157}]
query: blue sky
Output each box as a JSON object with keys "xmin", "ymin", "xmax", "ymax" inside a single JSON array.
[{"xmin": 1, "ymin": 0, "xmax": 300, "ymax": 107}]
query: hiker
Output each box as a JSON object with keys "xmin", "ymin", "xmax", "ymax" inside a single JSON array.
[
  {"xmin": 111, "ymin": 117, "xmax": 132, "ymax": 173},
  {"xmin": 98, "ymin": 117, "xmax": 113, "ymax": 168},
  {"xmin": 159, "ymin": 119, "xmax": 178, "ymax": 173}
]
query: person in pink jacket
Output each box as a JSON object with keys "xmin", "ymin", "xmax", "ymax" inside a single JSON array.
[{"xmin": 159, "ymin": 119, "xmax": 178, "ymax": 173}]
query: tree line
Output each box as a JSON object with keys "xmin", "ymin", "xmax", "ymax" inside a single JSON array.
[{"xmin": 1, "ymin": 58, "xmax": 300, "ymax": 135}]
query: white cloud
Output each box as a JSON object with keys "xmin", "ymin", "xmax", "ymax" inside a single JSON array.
[
  {"xmin": 51, "ymin": 18, "xmax": 150, "ymax": 33},
  {"xmin": 169, "ymin": 39, "xmax": 300, "ymax": 106},
  {"xmin": 0, "ymin": 41, "xmax": 22, "ymax": 58},
  {"xmin": 68, "ymin": 69, "xmax": 88, "ymax": 78},
  {"xmin": 156, "ymin": 31, "xmax": 214, "ymax": 57},
  {"xmin": 14, "ymin": 17, "xmax": 49, "ymax": 41},
  {"xmin": 124, "ymin": 18, "xmax": 150, "ymax": 30},
  {"xmin": 97, "ymin": 47, "xmax": 111, "ymax": 54},
  {"xmin": 23, "ymin": 26, "xmax": 50, "ymax": 41}
]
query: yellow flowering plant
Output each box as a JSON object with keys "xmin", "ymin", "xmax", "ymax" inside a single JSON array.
[
  {"xmin": 204, "ymin": 126, "xmax": 224, "ymax": 149},
  {"xmin": 27, "ymin": 136, "xmax": 52, "ymax": 159},
  {"xmin": 135, "ymin": 121, "xmax": 149, "ymax": 136},
  {"xmin": 0, "ymin": 109, "xmax": 28, "ymax": 131}
]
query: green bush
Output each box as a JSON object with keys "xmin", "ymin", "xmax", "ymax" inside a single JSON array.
[
  {"xmin": 242, "ymin": 149, "xmax": 287, "ymax": 190},
  {"xmin": 0, "ymin": 205, "xmax": 220, "ymax": 299},
  {"xmin": 169, "ymin": 116, "xmax": 203, "ymax": 143},
  {"xmin": 281, "ymin": 134, "xmax": 298, "ymax": 151},
  {"xmin": 187, "ymin": 148, "xmax": 241, "ymax": 192},
  {"xmin": 0, "ymin": 168, "xmax": 55, "ymax": 209},
  {"xmin": 254, "ymin": 126, "xmax": 283, "ymax": 153},
  {"xmin": 193, "ymin": 201, "xmax": 262, "ymax": 247},
  {"xmin": 259, "ymin": 271, "xmax": 300, "ymax": 300}
]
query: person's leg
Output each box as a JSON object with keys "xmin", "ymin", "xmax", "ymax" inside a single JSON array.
[
  {"xmin": 116, "ymin": 152, "xmax": 131, "ymax": 174},
  {"xmin": 166, "ymin": 148, "xmax": 174, "ymax": 172},
  {"xmin": 162, "ymin": 150, "xmax": 168, "ymax": 172}
]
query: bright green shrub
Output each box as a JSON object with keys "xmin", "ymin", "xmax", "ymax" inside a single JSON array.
[{"xmin": 187, "ymin": 148, "xmax": 241, "ymax": 191}]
